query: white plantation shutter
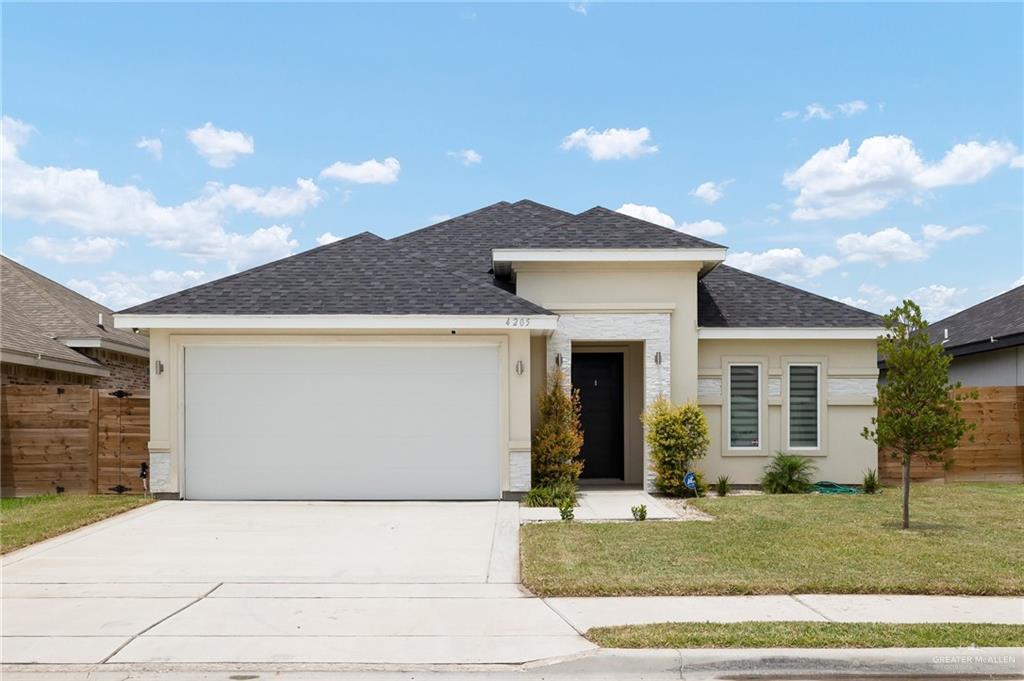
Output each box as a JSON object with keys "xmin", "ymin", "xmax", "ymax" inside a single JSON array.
[
  {"xmin": 789, "ymin": 364, "xmax": 819, "ymax": 448},
  {"xmin": 729, "ymin": 365, "xmax": 760, "ymax": 448}
]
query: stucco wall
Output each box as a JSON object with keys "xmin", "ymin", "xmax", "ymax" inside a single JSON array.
[
  {"xmin": 697, "ymin": 338, "xmax": 878, "ymax": 485},
  {"xmin": 948, "ymin": 346, "xmax": 1024, "ymax": 387},
  {"xmin": 145, "ymin": 327, "xmax": 534, "ymax": 496}
]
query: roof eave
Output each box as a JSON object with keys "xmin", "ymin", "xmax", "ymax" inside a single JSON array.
[
  {"xmin": 0, "ymin": 349, "xmax": 111, "ymax": 377},
  {"xmin": 698, "ymin": 327, "xmax": 884, "ymax": 340},
  {"xmin": 114, "ymin": 313, "xmax": 559, "ymax": 331}
]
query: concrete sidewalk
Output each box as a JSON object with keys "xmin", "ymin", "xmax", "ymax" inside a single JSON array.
[{"xmin": 545, "ymin": 594, "xmax": 1024, "ymax": 630}]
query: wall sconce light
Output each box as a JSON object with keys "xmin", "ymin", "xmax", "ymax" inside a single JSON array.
[
  {"xmin": 654, "ymin": 351, "xmax": 662, "ymax": 366},
  {"xmin": 515, "ymin": 360, "xmax": 524, "ymax": 375},
  {"xmin": 154, "ymin": 360, "xmax": 164, "ymax": 375},
  {"xmin": 554, "ymin": 353, "xmax": 563, "ymax": 367}
]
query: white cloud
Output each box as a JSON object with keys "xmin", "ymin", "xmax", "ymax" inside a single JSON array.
[
  {"xmin": 1, "ymin": 116, "xmax": 35, "ymax": 158},
  {"xmin": 679, "ymin": 219, "xmax": 727, "ymax": 238},
  {"xmin": 23, "ymin": 236, "xmax": 124, "ymax": 264},
  {"xmin": 910, "ymin": 284, "xmax": 967, "ymax": 321},
  {"xmin": 68, "ymin": 269, "xmax": 212, "ymax": 310},
  {"xmin": 835, "ymin": 227, "xmax": 929, "ymax": 265},
  {"xmin": 1012, "ymin": 155, "xmax": 1024, "ymax": 169},
  {"xmin": 316, "ymin": 232, "xmax": 342, "ymax": 246},
  {"xmin": 320, "ymin": 157, "xmax": 401, "ymax": 184},
  {"xmin": 429, "ymin": 214, "xmax": 452, "ymax": 224},
  {"xmin": 568, "ymin": 2, "xmax": 588, "ymax": 14},
  {"xmin": 615, "ymin": 203, "xmax": 727, "ymax": 238},
  {"xmin": 447, "ymin": 149, "xmax": 482, "ymax": 166},
  {"xmin": 690, "ymin": 180, "xmax": 731, "ymax": 205},
  {"xmin": 784, "ymin": 135, "xmax": 1020, "ymax": 220},
  {"xmin": 1, "ymin": 116, "xmax": 320, "ymax": 267},
  {"xmin": 186, "ymin": 122, "xmax": 254, "ymax": 168},
  {"xmin": 726, "ymin": 248, "xmax": 839, "ymax": 284},
  {"xmin": 804, "ymin": 103, "xmax": 832, "ymax": 121},
  {"xmin": 921, "ymin": 223, "xmax": 986, "ymax": 242},
  {"xmin": 136, "ymin": 137, "xmax": 162, "ymax": 161},
  {"xmin": 833, "ymin": 282, "xmax": 899, "ymax": 312},
  {"xmin": 837, "ymin": 100, "xmax": 868, "ymax": 117},
  {"xmin": 780, "ymin": 110, "xmax": 800, "ymax": 121},
  {"xmin": 561, "ymin": 127, "xmax": 658, "ymax": 161}
]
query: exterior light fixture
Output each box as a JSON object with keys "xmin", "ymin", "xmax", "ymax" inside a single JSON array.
[
  {"xmin": 154, "ymin": 360, "xmax": 165, "ymax": 375},
  {"xmin": 555, "ymin": 353, "xmax": 563, "ymax": 367},
  {"xmin": 515, "ymin": 360, "xmax": 524, "ymax": 375},
  {"xmin": 654, "ymin": 351, "xmax": 662, "ymax": 365}
]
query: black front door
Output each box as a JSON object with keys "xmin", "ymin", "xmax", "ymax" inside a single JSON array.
[{"xmin": 572, "ymin": 353, "xmax": 624, "ymax": 480}]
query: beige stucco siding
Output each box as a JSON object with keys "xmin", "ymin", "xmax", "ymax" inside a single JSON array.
[
  {"xmin": 697, "ymin": 338, "xmax": 878, "ymax": 484},
  {"xmin": 145, "ymin": 327, "xmax": 534, "ymax": 496},
  {"xmin": 514, "ymin": 262, "xmax": 700, "ymax": 401}
]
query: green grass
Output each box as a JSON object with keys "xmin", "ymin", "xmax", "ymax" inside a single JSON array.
[
  {"xmin": 587, "ymin": 621, "xmax": 1024, "ymax": 649},
  {"xmin": 521, "ymin": 484, "xmax": 1024, "ymax": 596},
  {"xmin": 1, "ymin": 494, "xmax": 153, "ymax": 554}
]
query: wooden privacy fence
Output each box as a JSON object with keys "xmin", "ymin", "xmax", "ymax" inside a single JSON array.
[
  {"xmin": 879, "ymin": 386, "xmax": 1024, "ymax": 484},
  {"xmin": 1, "ymin": 385, "xmax": 150, "ymax": 496}
]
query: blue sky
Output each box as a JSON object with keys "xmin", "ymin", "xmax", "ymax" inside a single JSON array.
[{"xmin": 3, "ymin": 2, "xmax": 1022, "ymax": 320}]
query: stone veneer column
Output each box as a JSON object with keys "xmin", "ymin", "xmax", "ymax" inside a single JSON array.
[{"xmin": 546, "ymin": 313, "xmax": 671, "ymax": 492}]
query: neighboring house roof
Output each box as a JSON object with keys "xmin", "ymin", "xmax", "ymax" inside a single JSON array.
[
  {"xmin": 1, "ymin": 255, "xmax": 149, "ymax": 374},
  {"xmin": 697, "ymin": 265, "xmax": 883, "ymax": 328},
  {"xmin": 926, "ymin": 284, "xmax": 1024, "ymax": 357},
  {"xmin": 117, "ymin": 200, "xmax": 879, "ymax": 329},
  {"xmin": 120, "ymin": 232, "xmax": 550, "ymax": 316}
]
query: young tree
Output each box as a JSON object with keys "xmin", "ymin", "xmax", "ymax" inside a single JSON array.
[
  {"xmin": 531, "ymin": 368, "xmax": 584, "ymax": 487},
  {"xmin": 641, "ymin": 397, "xmax": 710, "ymax": 496},
  {"xmin": 862, "ymin": 300, "xmax": 975, "ymax": 529}
]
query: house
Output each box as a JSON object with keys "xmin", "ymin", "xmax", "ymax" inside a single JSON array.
[
  {"xmin": 114, "ymin": 200, "xmax": 883, "ymax": 500},
  {"xmin": 1, "ymin": 255, "xmax": 149, "ymax": 391},
  {"xmin": 927, "ymin": 284, "xmax": 1024, "ymax": 387}
]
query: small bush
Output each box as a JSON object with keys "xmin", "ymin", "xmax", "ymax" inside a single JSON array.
[
  {"xmin": 761, "ymin": 452, "xmax": 817, "ymax": 494},
  {"xmin": 532, "ymin": 369, "xmax": 584, "ymax": 487},
  {"xmin": 631, "ymin": 504, "xmax": 647, "ymax": 521},
  {"xmin": 715, "ymin": 475, "xmax": 731, "ymax": 497},
  {"xmin": 557, "ymin": 498, "xmax": 575, "ymax": 521},
  {"xmin": 522, "ymin": 482, "xmax": 577, "ymax": 508},
  {"xmin": 862, "ymin": 468, "xmax": 880, "ymax": 494},
  {"xmin": 641, "ymin": 397, "xmax": 711, "ymax": 496}
]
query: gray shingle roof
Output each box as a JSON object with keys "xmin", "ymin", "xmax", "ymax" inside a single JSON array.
[
  {"xmin": 925, "ymin": 285, "xmax": 1024, "ymax": 354},
  {"xmin": 507, "ymin": 206, "xmax": 725, "ymax": 249},
  {"xmin": 698, "ymin": 265, "xmax": 883, "ymax": 328},
  {"xmin": 120, "ymin": 232, "xmax": 551, "ymax": 316},
  {"xmin": 1, "ymin": 255, "xmax": 148, "ymax": 367}
]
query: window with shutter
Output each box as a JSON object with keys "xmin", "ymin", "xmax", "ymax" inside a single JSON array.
[
  {"xmin": 789, "ymin": 364, "xmax": 819, "ymax": 448},
  {"xmin": 729, "ymin": 364, "xmax": 760, "ymax": 448}
]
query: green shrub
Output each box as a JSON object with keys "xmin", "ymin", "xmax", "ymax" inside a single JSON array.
[
  {"xmin": 522, "ymin": 482, "xmax": 577, "ymax": 508},
  {"xmin": 557, "ymin": 498, "xmax": 575, "ymax": 521},
  {"xmin": 641, "ymin": 397, "xmax": 711, "ymax": 496},
  {"xmin": 715, "ymin": 475, "xmax": 731, "ymax": 497},
  {"xmin": 532, "ymin": 368, "xmax": 584, "ymax": 487},
  {"xmin": 862, "ymin": 468, "xmax": 880, "ymax": 494},
  {"xmin": 631, "ymin": 504, "xmax": 647, "ymax": 521},
  {"xmin": 761, "ymin": 452, "xmax": 817, "ymax": 494}
]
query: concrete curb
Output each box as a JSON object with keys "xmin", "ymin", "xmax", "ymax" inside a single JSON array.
[{"xmin": 3, "ymin": 647, "xmax": 1021, "ymax": 679}]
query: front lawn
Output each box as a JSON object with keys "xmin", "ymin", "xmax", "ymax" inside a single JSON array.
[
  {"xmin": 587, "ymin": 621, "xmax": 1024, "ymax": 649},
  {"xmin": 1, "ymin": 494, "xmax": 153, "ymax": 554},
  {"xmin": 520, "ymin": 484, "xmax": 1023, "ymax": 596}
]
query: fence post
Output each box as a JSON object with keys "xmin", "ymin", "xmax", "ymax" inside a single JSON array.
[{"xmin": 88, "ymin": 388, "xmax": 99, "ymax": 494}]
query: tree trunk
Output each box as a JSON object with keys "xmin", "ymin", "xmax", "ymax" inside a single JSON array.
[{"xmin": 901, "ymin": 455, "xmax": 911, "ymax": 529}]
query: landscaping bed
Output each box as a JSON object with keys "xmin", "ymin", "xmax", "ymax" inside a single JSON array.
[
  {"xmin": 1, "ymin": 494, "xmax": 153, "ymax": 554},
  {"xmin": 587, "ymin": 621, "xmax": 1024, "ymax": 649},
  {"xmin": 520, "ymin": 484, "xmax": 1023, "ymax": 596}
]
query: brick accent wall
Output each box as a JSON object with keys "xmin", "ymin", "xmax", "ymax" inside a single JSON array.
[
  {"xmin": 1, "ymin": 363, "xmax": 95, "ymax": 386},
  {"xmin": 78, "ymin": 348, "xmax": 149, "ymax": 393}
]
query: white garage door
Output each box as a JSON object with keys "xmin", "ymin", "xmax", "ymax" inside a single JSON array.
[{"xmin": 183, "ymin": 344, "xmax": 501, "ymax": 500}]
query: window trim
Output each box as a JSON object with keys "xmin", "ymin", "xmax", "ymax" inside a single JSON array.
[
  {"xmin": 786, "ymin": 361, "xmax": 822, "ymax": 452},
  {"xmin": 727, "ymin": 362, "xmax": 762, "ymax": 452}
]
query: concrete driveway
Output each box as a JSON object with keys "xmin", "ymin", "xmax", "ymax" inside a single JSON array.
[{"xmin": 1, "ymin": 500, "xmax": 593, "ymax": 665}]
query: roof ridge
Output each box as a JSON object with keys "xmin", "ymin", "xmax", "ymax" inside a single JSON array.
[
  {"xmin": 715, "ymin": 264, "xmax": 882, "ymax": 322},
  {"xmin": 391, "ymin": 201, "xmax": 512, "ymax": 242},
  {"xmin": 118, "ymin": 232, "xmax": 384, "ymax": 314},
  {"xmin": 588, "ymin": 205, "xmax": 726, "ymax": 249},
  {"xmin": 931, "ymin": 283, "xmax": 1023, "ymax": 326}
]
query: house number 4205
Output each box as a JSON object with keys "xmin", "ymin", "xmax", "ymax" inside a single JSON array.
[{"xmin": 505, "ymin": 317, "xmax": 531, "ymax": 327}]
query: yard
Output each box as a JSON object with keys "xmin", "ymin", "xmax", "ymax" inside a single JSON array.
[
  {"xmin": 520, "ymin": 484, "xmax": 1024, "ymax": 596},
  {"xmin": 587, "ymin": 621, "xmax": 1024, "ymax": 649},
  {"xmin": 1, "ymin": 494, "xmax": 153, "ymax": 554}
]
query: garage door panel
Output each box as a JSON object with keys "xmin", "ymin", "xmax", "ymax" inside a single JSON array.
[{"xmin": 184, "ymin": 344, "xmax": 501, "ymax": 500}]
